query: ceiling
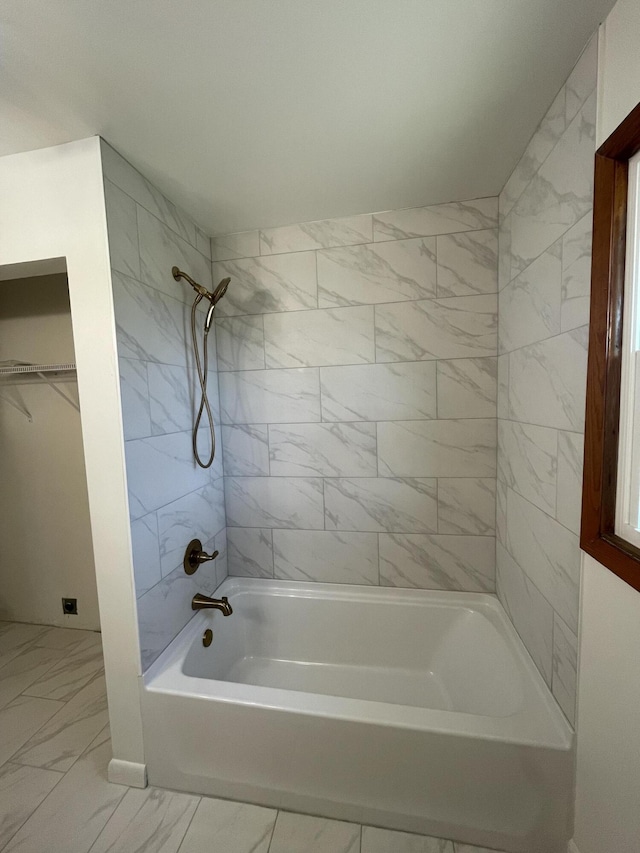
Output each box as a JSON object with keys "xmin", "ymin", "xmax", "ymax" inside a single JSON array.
[{"xmin": 0, "ymin": 0, "xmax": 614, "ymax": 235}]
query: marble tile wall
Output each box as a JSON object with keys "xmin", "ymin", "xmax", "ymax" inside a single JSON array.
[
  {"xmin": 212, "ymin": 197, "xmax": 498, "ymax": 595},
  {"xmin": 496, "ymin": 36, "xmax": 597, "ymax": 726},
  {"xmin": 101, "ymin": 142, "xmax": 227, "ymax": 671}
]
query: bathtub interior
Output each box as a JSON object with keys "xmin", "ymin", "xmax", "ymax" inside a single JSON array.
[{"xmin": 182, "ymin": 586, "xmax": 525, "ymax": 717}]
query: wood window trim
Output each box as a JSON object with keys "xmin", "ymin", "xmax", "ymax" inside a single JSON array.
[{"xmin": 582, "ymin": 100, "xmax": 640, "ymax": 591}]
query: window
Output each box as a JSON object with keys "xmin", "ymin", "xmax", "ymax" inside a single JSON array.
[
  {"xmin": 582, "ymin": 101, "xmax": 640, "ymax": 593},
  {"xmin": 617, "ymin": 152, "xmax": 640, "ymax": 550}
]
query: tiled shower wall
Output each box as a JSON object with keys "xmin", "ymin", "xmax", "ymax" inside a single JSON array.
[
  {"xmin": 496, "ymin": 36, "xmax": 597, "ymax": 725},
  {"xmin": 212, "ymin": 199, "xmax": 498, "ymax": 590},
  {"xmin": 101, "ymin": 142, "xmax": 227, "ymax": 670}
]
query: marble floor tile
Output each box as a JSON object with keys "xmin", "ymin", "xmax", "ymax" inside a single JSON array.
[
  {"xmin": 89, "ymin": 786, "xmax": 199, "ymax": 853},
  {"xmin": 177, "ymin": 796, "xmax": 277, "ymax": 853},
  {"xmin": 0, "ymin": 645, "xmax": 65, "ymax": 709},
  {"xmin": 0, "ymin": 623, "xmax": 47, "ymax": 669},
  {"xmin": 34, "ymin": 626, "xmax": 101, "ymax": 652},
  {"xmin": 361, "ymin": 825, "xmax": 454, "ymax": 852},
  {"xmin": 268, "ymin": 811, "xmax": 360, "ymax": 853},
  {"xmin": 11, "ymin": 674, "xmax": 109, "ymax": 772},
  {"xmin": 0, "ymin": 695, "xmax": 64, "ymax": 766},
  {"xmin": 23, "ymin": 640, "xmax": 105, "ymax": 703},
  {"xmin": 4, "ymin": 727, "xmax": 126, "ymax": 853},
  {"xmin": 0, "ymin": 762, "xmax": 63, "ymax": 849}
]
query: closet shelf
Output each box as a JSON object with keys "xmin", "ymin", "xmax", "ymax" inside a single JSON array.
[
  {"xmin": 0, "ymin": 361, "xmax": 76, "ymax": 376},
  {"xmin": 0, "ymin": 361, "xmax": 79, "ymax": 421}
]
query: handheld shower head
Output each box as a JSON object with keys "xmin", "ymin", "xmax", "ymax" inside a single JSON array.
[
  {"xmin": 172, "ymin": 267, "xmax": 230, "ymax": 310},
  {"xmin": 211, "ymin": 277, "xmax": 231, "ymax": 306}
]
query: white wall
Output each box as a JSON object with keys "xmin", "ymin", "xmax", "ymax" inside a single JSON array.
[
  {"xmin": 574, "ymin": 1, "xmax": 640, "ymax": 850},
  {"xmin": 0, "ymin": 138, "xmax": 144, "ymax": 780},
  {"xmin": 0, "ymin": 274, "xmax": 100, "ymax": 629}
]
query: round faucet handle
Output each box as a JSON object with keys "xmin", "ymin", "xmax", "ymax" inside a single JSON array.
[{"xmin": 183, "ymin": 539, "xmax": 218, "ymax": 575}]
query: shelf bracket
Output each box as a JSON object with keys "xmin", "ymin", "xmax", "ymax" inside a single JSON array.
[{"xmin": 0, "ymin": 389, "xmax": 33, "ymax": 422}]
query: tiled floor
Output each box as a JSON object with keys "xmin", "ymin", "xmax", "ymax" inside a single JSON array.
[{"xmin": 0, "ymin": 620, "xmax": 503, "ymax": 853}]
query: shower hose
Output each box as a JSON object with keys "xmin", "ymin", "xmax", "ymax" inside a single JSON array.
[{"xmin": 191, "ymin": 295, "xmax": 216, "ymax": 468}]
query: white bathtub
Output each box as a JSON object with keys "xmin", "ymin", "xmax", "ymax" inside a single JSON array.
[{"xmin": 142, "ymin": 578, "xmax": 573, "ymax": 853}]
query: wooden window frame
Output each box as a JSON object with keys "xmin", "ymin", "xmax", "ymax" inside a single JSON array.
[{"xmin": 582, "ymin": 100, "xmax": 640, "ymax": 591}]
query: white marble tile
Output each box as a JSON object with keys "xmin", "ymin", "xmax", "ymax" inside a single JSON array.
[
  {"xmin": 556, "ymin": 430, "xmax": 584, "ymax": 535},
  {"xmin": 157, "ymin": 481, "xmax": 226, "ymax": 577},
  {"xmin": 260, "ymin": 214, "xmax": 372, "ymax": 255},
  {"xmin": 0, "ymin": 763, "xmax": 62, "ymax": 850},
  {"xmin": 227, "ymin": 527, "xmax": 274, "ymax": 578},
  {"xmin": 113, "ymin": 271, "xmax": 187, "ymax": 367},
  {"xmin": 496, "ymin": 542, "xmax": 554, "ymax": 687},
  {"xmin": 324, "ymin": 477, "xmax": 438, "ymax": 533},
  {"xmin": 264, "ymin": 306, "xmax": 375, "ymax": 368},
  {"xmin": 89, "ymin": 786, "xmax": 199, "ymax": 853},
  {"xmin": 104, "ymin": 179, "xmax": 140, "ymax": 280},
  {"xmin": 317, "ymin": 237, "xmax": 437, "ymax": 306},
  {"xmin": 226, "ymin": 477, "xmax": 324, "ymax": 529},
  {"xmin": 221, "ymin": 424, "xmax": 270, "ymax": 476},
  {"xmin": 552, "ymin": 612, "xmax": 578, "ymax": 725},
  {"xmin": 375, "ymin": 295, "xmax": 497, "ymax": 362},
  {"xmin": 215, "ymin": 314, "xmax": 265, "ymax": 371},
  {"xmin": 498, "ymin": 205, "xmax": 512, "ymax": 289},
  {"xmin": 379, "ymin": 533, "xmax": 495, "ymax": 592},
  {"xmin": 219, "ymin": 368, "xmax": 320, "ymax": 424},
  {"xmin": 498, "ymin": 244, "xmax": 562, "ymax": 353},
  {"xmin": 211, "ymin": 230, "xmax": 260, "ymax": 261},
  {"xmin": 0, "ymin": 623, "xmax": 47, "ymax": 669},
  {"xmin": 195, "ymin": 226, "xmax": 211, "ymax": 260},
  {"xmin": 34, "ymin": 626, "xmax": 95, "ymax": 652},
  {"xmin": 23, "ymin": 641, "xmax": 104, "ymax": 703},
  {"xmin": 273, "ymin": 530, "xmax": 379, "ymax": 584},
  {"xmin": 101, "ymin": 141, "xmax": 197, "ymax": 247},
  {"xmin": 213, "ymin": 252, "xmax": 317, "ymax": 316},
  {"xmin": 373, "ymin": 198, "xmax": 498, "ymax": 242},
  {"xmin": 561, "ymin": 212, "xmax": 592, "ymax": 332},
  {"xmin": 130, "ymin": 514, "xmax": 162, "ymax": 597},
  {"xmin": 505, "ymin": 487, "xmax": 580, "ymax": 633},
  {"xmin": 437, "ymin": 478, "xmax": 496, "ymax": 535},
  {"xmin": 0, "ymin": 696, "xmax": 63, "ymax": 766},
  {"xmin": 11, "ymin": 675, "xmax": 109, "ymax": 772},
  {"xmin": 213, "ymin": 527, "xmax": 229, "ymax": 589},
  {"xmin": 436, "ymin": 229, "xmax": 498, "ymax": 297},
  {"xmin": 177, "ymin": 796, "xmax": 277, "ymax": 853},
  {"xmin": 497, "ymin": 420, "xmax": 558, "ymax": 515},
  {"xmin": 377, "ymin": 420, "xmax": 496, "ymax": 478},
  {"xmin": 321, "ymin": 361, "xmax": 436, "ymax": 422},
  {"xmin": 508, "ymin": 326, "xmax": 588, "ymax": 431},
  {"xmin": 0, "ymin": 646, "xmax": 64, "ymax": 710},
  {"xmin": 136, "ymin": 567, "xmax": 199, "ymax": 671},
  {"xmin": 4, "ymin": 728, "xmax": 125, "ymax": 853},
  {"xmin": 147, "ymin": 363, "xmax": 193, "ymax": 434},
  {"xmin": 269, "ymin": 811, "xmax": 360, "ymax": 853},
  {"xmin": 269, "ymin": 422, "xmax": 377, "ymax": 476},
  {"xmin": 565, "ymin": 35, "xmax": 597, "ymax": 125},
  {"xmin": 119, "ymin": 358, "xmax": 151, "ymax": 440},
  {"xmin": 361, "ymin": 825, "xmax": 453, "ymax": 853},
  {"xmin": 138, "ymin": 206, "xmax": 212, "ymax": 303},
  {"xmin": 497, "ymin": 353, "xmax": 509, "ymax": 419},
  {"xmin": 436, "ymin": 358, "xmax": 497, "ymax": 419},
  {"xmin": 500, "ymin": 88, "xmax": 567, "ymax": 219},
  {"xmin": 125, "ymin": 431, "xmax": 210, "ymax": 519},
  {"xmin": 510, "ymin": 91, "xmax": 596, "ymax": 272},
  {"xmin": 496, "ymin": 477, "xmax": 507, "ymax": 546}
]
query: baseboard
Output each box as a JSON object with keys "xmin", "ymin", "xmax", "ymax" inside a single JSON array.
[
  {"xmin": 568, "ymin": 840, "xmax": 582, "ymax": 853},
  {"xmin": 108, "ymin": 758, "xmax": 148, "ymax": 788}
]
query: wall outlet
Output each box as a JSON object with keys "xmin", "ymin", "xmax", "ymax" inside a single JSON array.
[{"xmin": 62, "ymin": 597, "xmax": 78, "ymax": 615}]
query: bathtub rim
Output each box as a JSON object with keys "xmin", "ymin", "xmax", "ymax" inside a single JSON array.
[{"xmin": 142, "ymin": 578, "xmax": 573, "ymax": 751}]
